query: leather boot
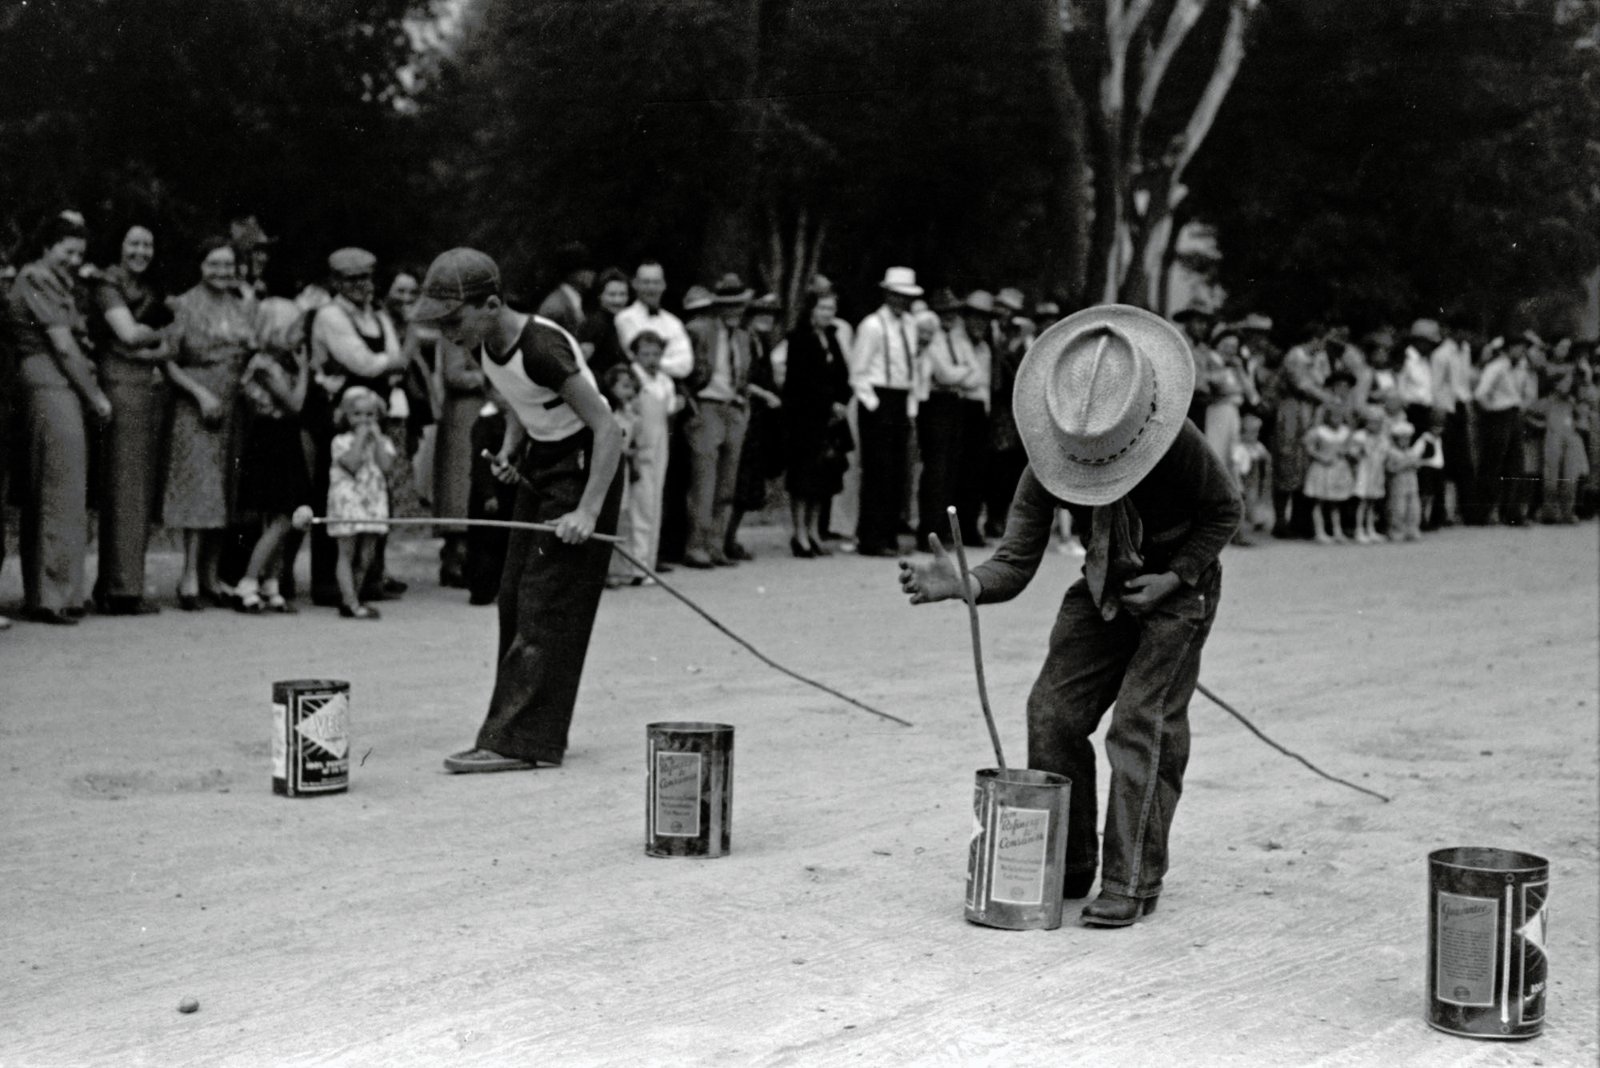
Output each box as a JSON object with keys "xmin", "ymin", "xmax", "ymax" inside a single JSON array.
[{"xmin": 1081, "ymin": 890, "xmax": 1159, "ymax": 927}]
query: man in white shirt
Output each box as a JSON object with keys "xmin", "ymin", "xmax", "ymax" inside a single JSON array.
[
  {"xmin": 851, "ymin": 266, "xmax": 922, "ymax": 556},
  {"xmin": 614, "ymin": 261, "xmax": 693, "ymax": 381},
  {"xmin": 535, "ymin": 241, "xmax": 593, "ymax": 334}
]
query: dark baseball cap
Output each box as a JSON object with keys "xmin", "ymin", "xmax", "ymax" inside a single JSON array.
[{"xmin": 411, "ymin": 247, "xmax": 502, "ymax": 321}]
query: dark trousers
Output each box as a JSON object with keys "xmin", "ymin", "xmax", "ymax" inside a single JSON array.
[
  {"xmin": 1026, "ymin": 571, "xmax": 1220, "ymax": 899},
  {"xmin": 1467, "ymin": 406, "xmax": 1523, "ymax": 524},
  {"xmin": 957, "ymin": 400, "xmax": 990, "ymax": 540},
  {"xmin": 475, "ymin": 432, "xmax": 623, "ymax": 764},
  {"xmin": 856, "ymin": 389, "xmax": 910, "ymax": 554},
  {"xmin": 984, "ymin": 446, "xmax": 1027, "ymax": 537},
  {"xmin": 96, "ymin": 376, "xmax": 167, "ymax": 601},
  {"xmin": 21, "ymin": 387, "xmax": 88, "ymax": 612},
  {"xmin": 915, "ymin": 393, "xmax": 962, "ymax": 543},
  {"xmin": 658, "ymin": 417, "xmax": 691, "ymax": 564}
]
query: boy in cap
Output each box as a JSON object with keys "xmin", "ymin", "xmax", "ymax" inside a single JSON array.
[
  {"xmin": 411, "ymin": 248, "xmax": 625, "ymax": 773},
  {"xmin": 899, "ymin": 305, "xmax": 1241, "ymax": 926}
]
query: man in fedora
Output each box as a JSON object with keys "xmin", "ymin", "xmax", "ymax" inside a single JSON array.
[
  {"xmin": 899, "ymin": 305, "xmax": 1241, "ymax": 927},
  {"xmin": 681, "ymin": 273, "xmax": 755, "ymax": 567},
  {"xmin": 851, "ymin": 267, "xmax": 924, "ymax": 556}
]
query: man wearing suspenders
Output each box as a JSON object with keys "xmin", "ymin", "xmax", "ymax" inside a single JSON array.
[{"xmin": 410, "ymin": 248, "xmax": 625, "ymax": 774}]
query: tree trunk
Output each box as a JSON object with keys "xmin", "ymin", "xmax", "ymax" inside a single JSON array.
[{"xmin": 1034, "ymin": 0, "xmax": 1092, "ymax": 304}]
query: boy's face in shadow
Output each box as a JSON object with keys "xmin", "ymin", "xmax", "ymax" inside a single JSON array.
[{"xmin": 634, "ymin": 341, "xmax": 664, "ymax": 374}]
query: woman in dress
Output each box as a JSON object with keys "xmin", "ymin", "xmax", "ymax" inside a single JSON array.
[
  {"xmin": 574, "ymin": 267, "xmax": 630, "ymax": 378},
  {"xmin": 162, "ymin": 237, "xmax": 257, "ymax": 609},
  {"xmin": 91, "ymin": 225, "xmax": 172, "ymax": 614},
  {"xmin": 6, "ymin": 211, "xmax": 110, "ymax": 625},
  {"xmin": 781, "ymin": 291, "xmax": 852, "ymax": 556}
]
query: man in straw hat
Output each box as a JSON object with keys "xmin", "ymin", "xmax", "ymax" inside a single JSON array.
[
  {"xmin": 409, "ymin": 248, "xmax": 625, "ymax": 773},
  {"xmin": 850, "ymin": 266, "xmax": 924, "ymax": 556},
  {"xmin": 680, "ymin": 273, "xmax": 756, "ymax": 567},
  {"xmin": 899, "ymin": 304, "xmax": 1241, "ymax": 926}
]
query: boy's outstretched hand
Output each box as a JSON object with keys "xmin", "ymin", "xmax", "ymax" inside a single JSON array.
[{"xmin": 898, "ymin": 534, "xmax": 975, "ymax": 605}]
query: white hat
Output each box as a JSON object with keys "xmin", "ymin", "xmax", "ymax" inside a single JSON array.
[
  {"xmin": 877, "ymin": 266, "xmax": 923, "ymax": 297},
  {"xmin": 1012, "ymin": 304, "xmax": 1195, "ymax": 506}
]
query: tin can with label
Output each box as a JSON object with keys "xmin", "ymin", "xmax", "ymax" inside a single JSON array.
[
  {"xmin": 272, "ymin": 679, "xmax": 351, "ymax": 797},
  {"xmin": 1427, "ymin": 846, "xmax": 1549, "ymax": 1039},
  {"xmin": 646, "ymin": 722, "xmax": 732, "ymax": 858},
  {"xmin": 965, "ymin": 768, "xmax": 1071, "ymax": 930}
]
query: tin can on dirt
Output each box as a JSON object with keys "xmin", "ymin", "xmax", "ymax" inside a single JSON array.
[
  {"xmin": 1427, "ymin": 846, "xmax": 1549, "ymax": 1040},
  {"xmin": 646, "ymin": 722, "xmax": 732, "ymax": 858},
  {"xmin": 965, "ymin": 768, "xmax": 1072, "ymax": 930},
  {"xmin": 272, "ymin": 679, "xmax": 351, "ymax": 797}
]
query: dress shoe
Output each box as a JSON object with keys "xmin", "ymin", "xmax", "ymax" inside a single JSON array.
[
  {"xmin": 709, "ymin": 551, "xmax": 736, "ymax": 567},
  {"xmin": 789, "ymin": 537, "xmax": 815, "ymax": 559},
  {"xmin": 1080, "ymin": 890, "xmax": 1158, "ymax": 927},
  {"xmin": 382, "ymin": 576, "xmax": 409, "ymax": 595},
  {"xmin": 808, "ymin": 539, "xmax": 832, "ymax": 557},
  {"xmin": 724, "ymin": 542, "xmax": 753, "ymax": 562},
  {"xmin": 654, "ymin": 562, "xmax": 675, "ymax": 574},
  {"xmin": 682, "ymin": 552, "xmax": 715, "ymax": 569},
  {"xmin": 24, "ymin": 607, "xmax": 79, "ymax": 626},
  {"xmin": 105, "ymin": 597, "xmax": 161, "ymax": 616}
]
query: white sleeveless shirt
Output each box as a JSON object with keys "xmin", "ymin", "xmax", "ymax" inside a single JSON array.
[{"xmin": 479, "ymin": 314, "xmax": 598, "ymax": 442}]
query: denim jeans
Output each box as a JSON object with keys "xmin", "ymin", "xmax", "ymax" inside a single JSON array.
[{"xmin": 1026, "ymin": 568, "xmax": 1220, "ymax": 900}]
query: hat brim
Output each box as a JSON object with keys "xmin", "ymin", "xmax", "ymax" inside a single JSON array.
[
  {"xmin": 880, "ymin": 282, "xmax": 924, "ymax": 297},
  {"xmin": 713, "ymin": 289, "xmax": 754, "ymax": 305},
  {"xmin": 409, "ymin": 294, "xmax": 467, "ymax": 323},
  {"xmin": 1013, "ymin": 304, "xmax": 1196, "ymax": 506}
]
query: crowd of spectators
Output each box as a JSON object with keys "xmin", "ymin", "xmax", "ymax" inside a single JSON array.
[{"xmin": 2, "ymin": 209, "xmax": 1595, "ymax": 630}]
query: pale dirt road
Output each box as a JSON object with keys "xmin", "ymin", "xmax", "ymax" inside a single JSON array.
[{"xmin": 2, "ymin": 522, "xmax": 1596, "ymax": 1067}]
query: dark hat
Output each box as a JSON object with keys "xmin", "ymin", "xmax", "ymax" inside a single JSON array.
[
  {"xmin": 1172, "ymin": 303, "xmax": 1216, "ymax": 323},
  {"xmin": 712, "ymin": 273, "xmax": 754, "ymax": 304},
  {"xmin": 928, "ymin": 287, "xmax": 962, "ymax": 313},
  {"xmin": 554, "ymin": 241, "xmax": 592, "ymax": 276},
  {"xmin": 411, "ymin": 248, "xmax": 502, "ymax": 322}
]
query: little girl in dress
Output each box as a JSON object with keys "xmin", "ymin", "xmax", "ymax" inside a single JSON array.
[
  {"xmin": 328, "ymin": 387, "xmax": 396, "ymax": 619},
  {"xmin": 1302, "ymin": 370, "xmax": 1357, "ymax": 544},
  {"xmin": 1350, "ymin": 407, "xmax": 1390, "ymax": 543}
]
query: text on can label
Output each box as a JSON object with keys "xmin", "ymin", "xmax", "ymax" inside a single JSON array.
[
  {"xmin": 989, "ymin": 805, "xmax": 1050, "ymax": 906},
  {"xmin": 653, "ymin": 751, "xmax": 702, "ymax": 838}
]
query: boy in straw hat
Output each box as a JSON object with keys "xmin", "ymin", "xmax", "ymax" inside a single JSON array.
[{"xmin": 899, "ymin": 304, "xmax": 1241, "ymax": 927}]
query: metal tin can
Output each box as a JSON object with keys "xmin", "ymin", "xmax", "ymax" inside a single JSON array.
[
  {"xmin": 646, "ymin": 722, "xmax": 733, "ymax": 858},
  {"xmin": 1427, "ymin": 846, "xmax": 1549, "ymax": 1040},
  {"xmin": 272, "ymin": 679, "xmax": 351, "ymax": 797},
  {"xmin": 965, "ymin": 768, "xmax": 1072, "ymax": 930}
]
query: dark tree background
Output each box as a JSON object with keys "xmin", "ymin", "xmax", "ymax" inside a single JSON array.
[{"xmin": 1, "ymin": 0, "xmax": 1595, "ymax": 333}]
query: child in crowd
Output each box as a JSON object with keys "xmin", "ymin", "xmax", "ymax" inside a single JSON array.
[
  {"xmin": 624, "ymin": 330, "xmax": 681, "ymax": 581},
  {"xmin": 1350, "ymin": 407, "xmax": 1390, "ymax": 543},
  {"xmin": 235, "ymin": 298, "xmax": 313, "ymax": 612},
  {"xmin": 1302, "ymin": 370, "xmax": 1356, "ymax": 543},
  {"xmin": 601, "ymin": 363, "xmax": 641, "ymax": 587},
  {"xmin": 1233, "ymin": 413, "xmax": 1274, "ymax": 540},
  {"xmin": 1384, "ymin": 421, "xmax": 1424, "ymax": 541},
  {"xmin": 466, "ymin": 390, "xmax": 517, "ymax": 605},
  {"xmin": 328, "ymin": 386, "xmax": 396, "ymax": 619},
  {"xmin": 1527, "ymin": 368, "xmax": 1591, "ymax": 524}
]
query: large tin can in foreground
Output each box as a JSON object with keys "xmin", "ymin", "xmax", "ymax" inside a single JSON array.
[
  {"xmin": 1427, "ymin": 846, "xmax": 1549, "ymax": 1040},
  {"xmin": 646, "ymin": 722, "xmax": 733, "ymax": 857},
  {"xmin": 272, "ymin": 679, "xmax": 351, "ymax": 797},
  {"xmin": 965, "ymin": 768, "xmax": 1071, "ymax": 930}
]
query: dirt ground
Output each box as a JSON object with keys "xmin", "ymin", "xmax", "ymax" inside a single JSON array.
[{"xmin": 2, "ymin": 520, "xmax": 1596, "ymax": 1067}]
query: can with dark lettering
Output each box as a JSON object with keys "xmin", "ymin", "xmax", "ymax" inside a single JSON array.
[
  {"xmin": 272, "ymin": 679, "xmax": 351, "ymax": 797},
  {"xmin": 1427, "ymin": 846, "xmax": 1549, "ymax": 1039},
  {"xmin": 646, "ymin": 722, "xmax": 733, "ymax": 858},
  {"xmin": 965, "ymin": 768, "xmax": 1071, "ymax": 930}
]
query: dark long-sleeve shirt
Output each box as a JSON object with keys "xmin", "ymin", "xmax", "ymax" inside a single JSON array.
[{"xmin": 972, "ymin": 420, "xmax": 1241, "ymax": 604}]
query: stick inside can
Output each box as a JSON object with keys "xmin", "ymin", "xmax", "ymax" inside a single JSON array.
[{"xmin": 947, "ymin": 507, "xmax": 1005, "ymax": 770}]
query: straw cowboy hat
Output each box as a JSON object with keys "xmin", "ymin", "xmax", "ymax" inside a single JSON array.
[
  {"xmin": 1012, "ymin": 304, "xmax": 1195, "ymax": 506},
  {"xmin": 877, "ymin": 266, "xmax": 923, "ymax": 297}
]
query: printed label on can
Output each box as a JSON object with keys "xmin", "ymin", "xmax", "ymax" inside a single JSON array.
[
  {"xmin": 1519, "ymin": 881, "xmax": 1548, "ymax": 1024},
  {"xmin": 1435, "ymin": 891, "xmax": 1498, "ymax": 1007},
  {"xmin": 989, "ymin": 805, "xmax": 1050, "ymax": 906},
  {"xmin": 653, "ymin": 751, "xmax": 702, "ymax": 837},
  {"xmin": 965, "ymin": 788, "xmax": 986, "ymax": 911},
  {"xmin": 272, "ymin": 702, "xmax": 287, "ymax": 781},
  {"xmin": 291, "ymin": 691, "xmax": 350, "ymax": 793}
]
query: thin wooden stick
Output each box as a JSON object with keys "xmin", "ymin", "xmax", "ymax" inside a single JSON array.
[
  {"xmin": 294, "ymin": 513, "xmax": 620, "ymax": 543},
  {"xmin": 947, "ymin": 506, "xmax": 1006, "ymax": 769}
]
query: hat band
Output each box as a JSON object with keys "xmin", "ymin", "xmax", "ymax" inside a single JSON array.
[{"xmin": 1062, "ymin": 398, "xmax": 1158, "ymax": 466}]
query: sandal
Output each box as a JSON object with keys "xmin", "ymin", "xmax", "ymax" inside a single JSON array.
[{"xmin": 338, "ymin": 603, "xmax": 381, "ymax": 620}]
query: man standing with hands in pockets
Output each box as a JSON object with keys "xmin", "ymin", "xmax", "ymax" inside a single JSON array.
[
  {"xmin": 410, "ymin": 248, "xmax": 624, "ymax": 774},
  {"xmin": 899, "ymin": 305, "xmax": 1240, "ymax": 926}
]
